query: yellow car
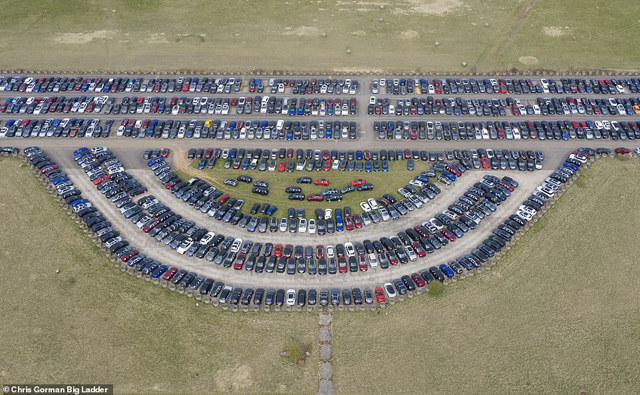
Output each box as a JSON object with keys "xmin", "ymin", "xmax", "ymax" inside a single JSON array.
[{"xmin": 632, "ymin": 105, "xmax": 640, "ymax": 115}]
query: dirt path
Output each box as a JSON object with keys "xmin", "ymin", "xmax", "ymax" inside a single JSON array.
[{"xmin": 317, "ymin": 312, "xmax": 334, "ymax": 395}]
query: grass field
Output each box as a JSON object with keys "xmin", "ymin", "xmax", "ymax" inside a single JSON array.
[
  {"xmin": 0, "ymin": 0, "xmax": 638, "ymax": 73},
  {"xmin": 332, "ymin": 156, "xmax": 640, "ymax": 395},
  {"xmin": 175, "ymin": 157, "xmax": 431, "ymax": 216},
  {"xmin": 0, "ymin": 156, "xmax": 318, "ymax": 394}
]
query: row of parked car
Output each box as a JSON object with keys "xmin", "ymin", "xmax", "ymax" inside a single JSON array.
[
  {"xmin": 0, "ymin": 76, "xmax": 243, "ymax": 94},
  {"xmin": 250, "ymin": 78, "xmax": 359, "ymax": 95},
  {"xmin": 0, "ymin": 95, "xmax": 360, "ymax": 117},
  {"xmin": 367, "ymin": 95, "xmax": 640, "ymax": 117},
  {"xmin": 375, "ymin": 119, "xmax": 640, "ymax": 141},
  {"xmin": 0, "ymin": 75, "xmax": 361, "ymax": 96},
  {"xmin": 370, "ymin": 77, "xmax": 639, "ymax": 96},
  {"xmin": 112, "ymin": 119, "xmax": 358, "ymax": 140},
  {"xmin": 106, "ymin": 96, "xmax": 357, "ymax": 116},
  {"xmin": 23, "ymin": 145, "xmax": 391, "ymax": 307},
  {"xmin": 369, "ymin": 153, "xmax": 601, "ymax": 302},
  {"xmin": 25, "ymin": 146, "xmax": 142, "ymax": 263},
  {"xmin": 0, "ymin": 118, "xmax": 112, "ymax": 138},
  {"xmin": 0, "ymin": 145, "xmax": 19, "ymax": 154}
]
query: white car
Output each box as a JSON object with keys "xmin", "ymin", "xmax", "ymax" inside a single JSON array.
[
  {"xmin": 383, "ymin": 282, "xmax": 397, "ymax": 298},
  {"xmin": 324, "ymin": 208, "xmax": 332, "ymax": 220},
  {"xmin": 345, "ymin": 242, "xmax": 355, "ymax": 258},
  {"xmin": 326, "ymin": 245, "xmax": 335, "ymax": 259},
  {"xmin": 367, "ymin": 198, "xmax": 379, "ymax": 210},
  {"xmin": 176, "ymin": 238, "xmax": 194, "ymax": 255},
  {"xmin": 359, "ymin": 201, "xmax": 371, "ymax": 213},
  {"xmin": 279, "ymin": 218, "xmax": 288, "ymax": 232},
  {"xmin": 368, "ymin": 253, "xmax": 378, "ymax": 268},
  {"xmin": 405, "ymin": 246, "xmax": 418, "ymax": 262},
  {"xmin": 286, "ymin": 289, "xmax": 296, "ymax": 306},
  {"xmin": 298, "ymin": 218, "xmax": 307, "ymax": 233},
  {"xmin": 229, "ymin": 238, "xmax": 243, "ymax": 253},
  {"xmin": 199, "ymin": 232, "xmax": 216, "ymax": 246},
  {"xmin": 516, "ymin": 210, "xmax": 533, "ymax": 221},
  {"xmin": 308, "ymin": 219, "xmax": 316, "ymax": 234}
]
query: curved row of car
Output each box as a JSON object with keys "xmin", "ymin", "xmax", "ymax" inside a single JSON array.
[
  {"xmin": 370, "ymin": 77, "xmax": 639, "ymax": 96},
  {"xmin": 375, "ymin": 119, "xmax": 640, "ymax": 141},
  {"xmin": 144, "ymin": 152, "xmax": 518, "ymax": 278}
]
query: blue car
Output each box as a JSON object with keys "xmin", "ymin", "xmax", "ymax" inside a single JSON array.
[
  {"xmin": 442, "ymin": 171, "xmax": 456, "ymax": 181},
  {"xmin": 266, "ymin": 206, "xmax": 278, "ymax": 216},
  {"xmin": 335, "ymin": 217, "xmax": 344, "ymax": 232},
  {"xmin": 151, "ymin": 264, "xmax": 168, "ymax": 279},
  {"xmin": 71, "ymin": 198, "xmax": 89, "ymax": 208},
  {"xmin": 439, "ymin": 264, "xmax": 455, "ymax": 278},
  {"xmin": 364, "ymin": 161, "xmax": 372, "ymax": 172},
  {"xmin": 53, "ymin": 176, "xmax": 69, "ymax": 186},
  {"xmin": 197, "ymin": 158, "xmax": 207, "ymax": 169}
]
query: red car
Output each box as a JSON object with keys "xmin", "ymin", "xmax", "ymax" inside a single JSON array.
[
  {"xmin": 615, "ymin": 147, "xmax": 631, "ymax": 155},
  {"xmin": 411, "ymin": 273, "xmax": 426, "ymax": 288},
  {"xmin": 344, "ymin": 216, "xmax": 354, "ymax": 231},
  {"xmin": 500, "ymin": 181, "xmax": 514, "ymax": 192},
  {"xmin": 307, "ymin": 194, "xmax": 324, "ymax": 202},
  {"xmin": 204, "ymin": 148, "xmax": 213, "ymax": 159},
  {"xmin": 358, "ymin": 254, "xmax": 368, "ymax": 271},
  {"xmin": 352, "ymin": 214, "xmax": 363, "ymax": 229},
  {"xmin": 120, "ymin": 250, "xmax": 138, "ymax": 263},
  {"xmin": 412, "ymin": 242, "xmax": 426, "ymax": 258},
  {"xmin": 363, "ymin": 150, "xmax": 371, "ymax": 160},
  {"xmin": 93, "ymin": 174, "xmax": 109, "ymax": 185},
  {"xmin": 403, "ymin": 149, "xmax": 412, "ymax": 159},
  {"xmin": 374, "ymin": 287, "xmax": 386, "ymax": 303},
  {"xmin": 218, "ymin": 194, "xmax": 230, "ymax": 204},
  {"xmin": 314, "ymin": 178, "xmax": 330, "ymax": 186},
  {"xmin": 316, "ymin": 245, "xmax": 324, "ymax": 259},
  {"xmin": 277, "ymin": 161, "xmax": 286, "ymax": 172},
  {"xmin": 351, "ymin": 178, "xmax": 367, "ymax": 186},
  {"xmin": 41, "ymin": 164, "xmax": 58, "ymax": 174},
  {"xmin": 338, "ymin": 256, "xmax": 348, "ymax": 273},
  {"xmin": 274, "ymin": 244, "xmax": 283, "ymax": 258},
  {"xmin": 284, "ymin": 244, "xmax": 293, "ymax": 258},
  {"xmin": 441, "ymin": 228, "xmax": 457, "ymax": 242},
  {"xmin": 387, "ymin": 250, "xmax": 399, "ymax": 265},
  {"xmin": 323, "ymin": 160, "xmax": 331, "ymax": 171},
  {"xmin": 143, "ymin": 220, "xmax": 159, "ymax": 233},
  {"xmin": 233, "ymin": 253, "xmax": 246, "ymax": 270},
  {"xmin": 162, "ymin": 266, "xmax": 178, "ymax": 281},
  {"xmin": 480, "ymin": 157, "xmax": 490, "ymax": 169}
]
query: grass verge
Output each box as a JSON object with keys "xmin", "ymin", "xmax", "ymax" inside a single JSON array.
[
  {"xmin": 0, "ymin": 156, "xmax": 318, "ymax": 394},
  {"xmin": 332, "ymin": 156, "xmax": 640, "ymax": 395}
]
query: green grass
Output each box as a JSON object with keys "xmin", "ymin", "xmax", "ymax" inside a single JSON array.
[
  {"xmin": 0, "ymin": 156, "xmax": 318, "ymax": 394},
  {"xmin": 176, "ymin": 158, "xmax": 431, "ymax": 216},
  {"xmin": 0, "ymin": 0, "xmax": 638, "ymax": 73},
  {"xmin": 332, "ymin": 156, "xmax": 640, "ymax": 395}
]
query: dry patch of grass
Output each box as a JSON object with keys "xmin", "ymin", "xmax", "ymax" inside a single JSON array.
[{"xmin": 0, "ymin": 0, "xmax": 638, "ymax": 72}]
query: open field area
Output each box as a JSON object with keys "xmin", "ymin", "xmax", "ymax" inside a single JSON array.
[
  {"xmin": 1, "ymin": 0, "xmax": 638, "ymax": 73},
  {"xmin": 174, "ymin": 153, "xmax": 432, "ymax": 216},
  {"xmin": 332, "ymin": 156, "xmax": 640, "ymax": 395},
  {"xmin": 0, "ymin": 156, "xmax": 318, "ymax": 394}
]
